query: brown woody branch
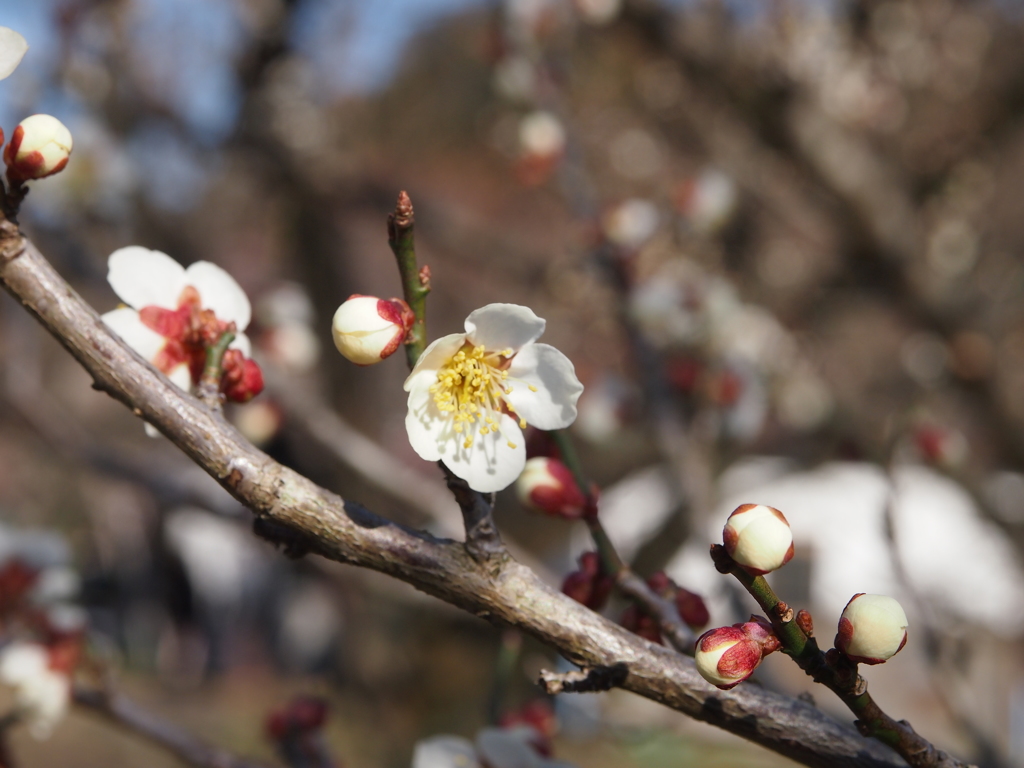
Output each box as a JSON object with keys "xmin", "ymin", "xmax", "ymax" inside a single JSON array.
[{"xmin": 0, "ymin": 218, "xmax": 906, "ymax": 768}]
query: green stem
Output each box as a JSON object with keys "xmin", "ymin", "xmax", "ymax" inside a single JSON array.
[
  {"xmin": 197, "ymin": 330, "xmax": 235, "ymax": 410},
  {"xmin": 388, "ymin": 191, "xmax": 430, "ymax": 368},
  {"xmin": 549, "ymin": 430, "xmax": 622, "ymax": 573},
  {"xmin": 549, "ymin": 428, "xmax": 587, "ymax": 493}
]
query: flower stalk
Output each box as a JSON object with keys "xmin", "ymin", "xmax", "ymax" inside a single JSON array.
[
  {"xmin": 197, "ymin": 330, "xmax": 236, "ymax": 411},
  {"xmin": 388, "ymin": 191, "xmax": 430, "ymax": 367}
]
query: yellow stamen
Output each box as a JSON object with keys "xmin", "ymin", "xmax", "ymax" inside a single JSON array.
[
  {"xmin": 528, "ymin": 385, "xmax": 538, "ymax": 392},
  {"xmin": 431, "ymin": 342, "xmax": 533, "ymax": 449}
]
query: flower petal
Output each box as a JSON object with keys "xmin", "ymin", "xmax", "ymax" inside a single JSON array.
[
  {"xmin": 0, "ymin": 28, "xmax": 28, "ymax": 81},
  {"xmin": 166, "ymin": 362, "xmax": 193, "ymax": 391},
  {"xmin": 506, "ymin": 343, "xmax": 584, "ymax": 430},
  {"xmin": 403, "ymin": 333, "xmax": 467, "ymax": 392},
  {"xmin": 229, "ymin": 332, "xmax": 251, "ymax": 358},
  {"xmin": 442, "ymin": 413, "xmax": 526, "ymax": 493},
  {"xmin": 405, "ymin": 376, "xmax": 445, "ymax": 462},
  {"xmin": 102, "ymin": 307, "xmax": 167, "ymax": 362},
  {"xmin": 464, "ymin": 304, "xmax": 545, "ymax": 353},
  {"xmin": 107, "ymin": 246, "xmax": 187, "ymax": 310},
  {"xmin": 184, "ymin": 261, "xmax": 251, "ymax": 330}
]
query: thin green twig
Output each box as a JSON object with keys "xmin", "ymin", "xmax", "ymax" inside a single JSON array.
[{"xmin": 388, "ymin": 191, "xmax": 430, "ymax": 367}]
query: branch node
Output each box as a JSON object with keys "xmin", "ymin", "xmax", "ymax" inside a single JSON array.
[
  {"xmin": 538, "ymin": 664, "xmax": 628, "ymax": 694},
  {"xmin": 710, "ymin": 543, "xmax": 735, "ymax": 573},
  {"xmin": 441, "ymin": 462, "xmax": 506, "ymax": 563}
]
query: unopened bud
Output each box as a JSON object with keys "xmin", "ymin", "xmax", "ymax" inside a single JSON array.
[
  {"xmin": 620, "ymin": 604, "xmax": 661, "ymax": 645},
  {"xmin": 561, "ymin": 552, "xmax": 612, "ymax": 610},
  {"xmin": 221, "ymin": 349, "xmax": 264, "ymax": 403},
  {"xmin": 4, "ymin": 115, "xmax": 72, "ymax": 181},
  {"xmin": 516, "ymin": 457, "xmax": 586, "ymax": 519},
  {"xmin": 644, "ymin": 571, "xmax": 709, "ymax": 630},
  {"xmin": 836, "ymin": 594, "xmax": 908, "ymax": 665},
  {"xmin": 676, "ymin": 586, "xmax": 709, "ymax": 630},
  {"xmin": 332, "ymin": 295, "xmax": 412, "ymax": 366},
  {"xmin": 694, "ymin": 616, "xmax": 778, "ymax": 690},
  {"xmin": 722, "ymin": 503, "xmax": 794, "ymax": 575}
]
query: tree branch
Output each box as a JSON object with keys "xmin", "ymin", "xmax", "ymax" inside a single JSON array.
[
  {"xmin": 0, "ymin": 218, "xmax": 909, "ymax": 768},
  {"xmin": 73, "ymin": 687, "xmax": 273, "ymax": 768}
]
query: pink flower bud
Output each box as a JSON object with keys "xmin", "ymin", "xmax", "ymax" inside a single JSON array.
[
  {"xmin": 722, "ymin": 503, "xmax": 794, "ymax": 575},
  {"xmin": 676, "ymin": 586, "xmax": 710, "ymax": 630},
  {"xmin": 694, "ymin": 616, "xmax": 779, "ymax": 690},
  {"xmin": 4, "ymin": 115, "xmax": 73, "ymax": 181},
  {"xmin": 561, "ymin": 552, "xmax": 612, "ymax": 610},
  {"xmin": 620, "ymin": 604, "xmax": 662, "ymax": 645},
  {"xmin": 221, "ymin": 349, "xmax": 264, "ymax": 403},
  {"xmin": 515, "ymin": 457, "xmax": 586, "ymax": 519},
  {"xmin": 836, "ymin": 594, "xmax": 908, "ymax": 665},
  {"xmin": 644, "ymin": 571, "xmax": 709, "ymax": 630},
  {"xmin": 332, "ymin": 295, "xmax": 412, "ymax": 366}
]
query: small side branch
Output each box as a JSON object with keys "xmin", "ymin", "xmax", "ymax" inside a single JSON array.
[
  {"xmin": 713, "ymin": 545, "xmax": 976, "ymax": 768},
  {"xmin": 551, "ymin": 429, "xmax": 695, "ymax": 653},
  {"xmin": 388, "ymin": 191, "xmax": 430, "ymax": 367},
  {"xmin": 441, "ymin": 462, "xmax": 506, "ymax": 563},
  {"xmin": 73, "ymin": 687, "xmax": 274, "ymax": 768},
  {"xmin": 539, "ymin": 664, "xmax": 629, "ymax": 694}
]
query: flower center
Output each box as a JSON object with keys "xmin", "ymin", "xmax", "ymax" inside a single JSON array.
[
  {"xmin": 430, "ymin": 344, "xmax": 525, "ymax": 449},
  {"xmin": 139, "ymin": 286, "xmax": 235, "ymax": 382}
]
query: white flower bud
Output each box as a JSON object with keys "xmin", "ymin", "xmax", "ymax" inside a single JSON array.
[
  {"xmin": 4, "ymin": 114, "xmax": 72, "ymax": 181},
  {"xmin": 836, "ymin": 593, "xmax": 908, "ymax": 665},
  {"xmin": 332, "ymin": 295, "xmax": 412, "ymax": 366},
  {"xmin": 723, "ymin": 503, "xmax": 794, "ymax": 575},
  {"xmin": 694, "ymin": 625, "xmax": 763, "ymax": 690}
]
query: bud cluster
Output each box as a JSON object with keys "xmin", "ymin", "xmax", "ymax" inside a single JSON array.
[
  {"xmin": 706, "ymin": 502, "xmax": 910, "ymax": 696},
  {"xmin": 620, "ymin": 571, "xmax": 710, "ymax": 645}
]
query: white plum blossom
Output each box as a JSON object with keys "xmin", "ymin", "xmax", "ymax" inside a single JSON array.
[
  {"xmin": 101, "ymin": 246, "xmax": 263, "ymax": 405},
  {"xmin": 0, "ymin": 642, "xmax": 69, "ymax": 739},
  {"xmin": 405, "ymin": 304, "xmax": 583, "ymax": 493},
  {"xmin": 0, "ymin": 27, "xmax": 28, "ymax": 82}
]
